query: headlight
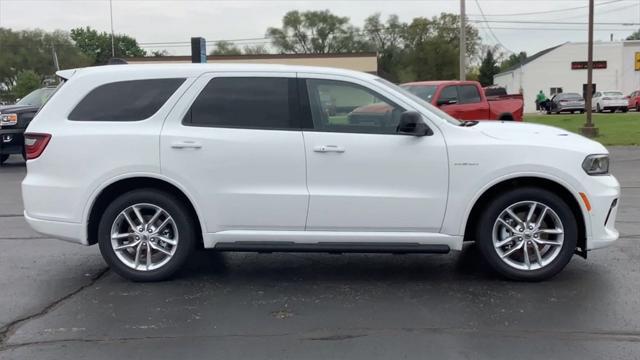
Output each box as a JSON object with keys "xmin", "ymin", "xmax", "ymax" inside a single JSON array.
[
  {"xmin": 0, "ymin": 113, "xmax": 18, "ymax": 126},
  {"xmin": 582, "ymin": 154, "xmax": 609, "ymax": 175}
]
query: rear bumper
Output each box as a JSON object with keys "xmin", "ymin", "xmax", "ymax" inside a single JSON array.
[{"xmin": 23, "ymin": 211, "xmax": 88, "ymax": 245}]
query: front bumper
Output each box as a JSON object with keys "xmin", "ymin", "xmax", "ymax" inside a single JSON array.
[
  {"xmin": 584, "ymin": 175, "xmax": 620, "ymax": 250},
  {"xmin": 0, "ymin": 128, "xmax": 25, "ymax": 155}
]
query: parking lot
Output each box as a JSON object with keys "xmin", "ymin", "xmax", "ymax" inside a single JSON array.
[{"xmin": 0, "ymin": 148, "xmax": 638, "ymax": 359}]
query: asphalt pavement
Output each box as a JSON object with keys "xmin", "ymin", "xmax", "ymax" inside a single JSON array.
[{"xmin": 0, "ymin": 148, "xmax": 639, "ymax": 359}]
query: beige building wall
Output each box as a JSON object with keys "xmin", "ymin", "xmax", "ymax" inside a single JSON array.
[{"xmin": 127, "ymin": 53, "xmax": 378, "ymax": 73}]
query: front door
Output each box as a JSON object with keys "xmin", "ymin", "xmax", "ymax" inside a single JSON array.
[
  {"xmin": 161, "ymin": 73, "xmax": 309, "ymax": 233},
  {"xmin": 300, "ymin": 75, "xmax": 449, "ymax": 233}
]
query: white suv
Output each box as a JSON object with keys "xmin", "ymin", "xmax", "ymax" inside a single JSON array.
[{"xmin": 22, "ymin": 64, "xmax": 620, "ymax": 282}]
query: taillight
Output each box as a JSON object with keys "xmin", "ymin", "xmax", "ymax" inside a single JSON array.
[{"xmin": 24, "ymin": 133, "xmax": 51, "ymax": 160}]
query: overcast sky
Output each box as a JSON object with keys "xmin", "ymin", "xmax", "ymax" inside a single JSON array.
[{"xmin": 1, "ymin": 0, "xmax": 639, "ymax": 58}]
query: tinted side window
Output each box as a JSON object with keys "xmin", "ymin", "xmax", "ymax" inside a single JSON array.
[
  {"xmin": 439, "ymin": 86, "xmax": 458, "ymax": 102},
  {"xmin": 305, "ymin": 79, "xmax": 405, "ymax": 135},
  {"xmin": 69, "ymin": 79, "xmax": 185, "ymax": 121},
  {"xmin": 185, "ymin": 77, "xmax": 295, "ymax": 129},
  {"xmin": 458, "ymin": 85, "xmax": 481, "ymax": 104}
]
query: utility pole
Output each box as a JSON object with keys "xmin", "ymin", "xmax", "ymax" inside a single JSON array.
[
  {"xmin": 460, "ymin": 0, "xmax": 466, "ymax": 80},
  {"xmin": 581, "ymin": 0, "xmax": 598, "ymax": 137},
  {"xmin": 109, "ymin": 0, "xmax": 115, "ymax": 57}
]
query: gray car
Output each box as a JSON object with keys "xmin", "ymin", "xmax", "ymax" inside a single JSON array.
[{"xmin": 547, "ymin": 92, "xmax": 585, "ymax": 114}]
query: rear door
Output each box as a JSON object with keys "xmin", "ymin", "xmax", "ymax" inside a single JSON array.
[{"xmin": 161, "ymin": 72, "xmax": 309, "ymax": 233}]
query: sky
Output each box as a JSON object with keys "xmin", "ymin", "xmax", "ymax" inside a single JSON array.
[{"xmin": 0, "ymin": 0, "xmax": 639, "ymax": 58}]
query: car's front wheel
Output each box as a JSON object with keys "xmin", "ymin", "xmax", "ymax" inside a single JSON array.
[
  {"xmin": 476, "ymin": 187, "xmax": 577, "ymax": 281},
  {"xmin": 98, "ymin": 189, "xmax": 196, "ymax": 282}
]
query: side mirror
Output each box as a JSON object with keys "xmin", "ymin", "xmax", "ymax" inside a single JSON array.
[{"xmin": 396, "ymin": 111, "xmax": 433, "ymax": 137}]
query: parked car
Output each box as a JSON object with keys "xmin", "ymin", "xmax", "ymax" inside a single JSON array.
[
  {"xmin": 592, "ymin": 90, "xmax": 628, "ymax": 113},
  {"xmin": 23, "ymin": 64, "xmax": 619, "ymax": 282},
  {"xmin": 547, "ymin": 92, "xmax": 585, "ymax": 114},
  {"xmin": 400, "ymin": 81, "xmax": 524, "ymax": 121},
  {"xmin": 0, "ymin": 86, "xmax": 57, "ymax": 164},
  {"xmin": 627, "ymin": 90, "xmax": 640, "ymax": 112}
]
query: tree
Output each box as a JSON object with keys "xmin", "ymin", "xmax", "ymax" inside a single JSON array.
[
  {"xmin": 151, "ymin": 49, "xmax": 169, "ymax": 57},
  {"xmin": 478, "ymin": 49, "xmax": 499, "ymax": 86},
  {"xmin": 363, "ymin": 13, "xmax": 405, "ymax": 81},
  {"xmin": 242, "ymin": 44, "xmax": 269, "ymax": 55},
  {"xmin": 398, "ymin": 14, "xmax": 481, "ymax": 81},
  {"xmin": 210, "ymin": 41, "xmax": 242, "ymax": 55},
  {"xmin": 70, "ymin": 27, "xmax": 146, "ymax": 65},
  {"xmin": 0, "ymin": 28, "xmax": 91, "ymax": 94},
  {"xmin": 627, "ymin": 29, "xmax": 640, "ymax": 40},
  {"xmin": 499, "ymin": 51, "xmax": 527, "ymax": 71},
  {"xmin": 267, "ymin": 10, "xmax": 365, "ymax": 53},
  {"xmin": 12, "ymin": 70, "xmax": 41, "ymax": 99}
]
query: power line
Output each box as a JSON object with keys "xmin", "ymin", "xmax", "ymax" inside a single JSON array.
[
  {"xmin": 469, "ymin": 19, "xmax": 640, "ymax": 25},
  {"xmin": 467, "ymin": 0, "xmax": 624, "ymax": 17},
  {"xmin": 474, "ymin": 0, "xmax": 514, "ymax": 53}
]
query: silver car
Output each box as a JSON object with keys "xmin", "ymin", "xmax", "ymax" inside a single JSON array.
[{"xmin": 547, "ymin": 93, "xmax": 585, "ymax": 114}]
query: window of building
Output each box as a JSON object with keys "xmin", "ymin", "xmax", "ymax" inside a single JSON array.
[
  {"xmin": 550, "ymin": 87, "xmax": 563, "ymax": 96},
  {"xmin": 69, "ymin": 79, "xmax": 185, "ymax": 121}
]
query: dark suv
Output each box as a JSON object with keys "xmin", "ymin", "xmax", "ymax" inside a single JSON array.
[{"xmin": 0, "ymin": 87, "xmax": 57, "ymax": 164}]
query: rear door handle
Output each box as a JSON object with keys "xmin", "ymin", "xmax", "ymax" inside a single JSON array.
[
  {"xmin": 171, "ymin": 140, "xmax": 202, "ymax": 150},
  {"xmin": 313, "ymin": 145, "xmax": 345, "ymax": 153}
]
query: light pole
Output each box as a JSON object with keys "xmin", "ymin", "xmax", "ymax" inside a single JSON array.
[
  {"xmin": 109, "ymin": 0, "xmax": 115, "ymax": 57},
  {"xmin": 581, "ymin": 0, "xmax": 598, "ymax": 137},
  {"xmin": 460, "ymin": 0, "xmax": 466, "ymax": 80}
]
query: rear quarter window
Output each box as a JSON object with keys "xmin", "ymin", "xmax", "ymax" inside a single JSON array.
[{"xmin": 68, "ymin": 78, "xmax": 185, "ymax": 121}]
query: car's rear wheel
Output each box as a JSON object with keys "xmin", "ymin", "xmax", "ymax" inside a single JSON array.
[
  {"xmin": 0, "ymin": 155, "xmax": 8, "ymax": 165},
  {"xmin": 98, "ymin": 189, "xmax": 196, "ymax": 282},
  {"xmin": 476, "ymin": 187, "xmax": 577, "ymax": 281}
]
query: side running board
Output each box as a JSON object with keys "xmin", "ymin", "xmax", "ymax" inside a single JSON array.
[{"xmin": 214, "ymin": 241, "xmax": 450, "ymax": 254}]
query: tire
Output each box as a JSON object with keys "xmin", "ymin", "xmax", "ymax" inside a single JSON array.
[
  {"xmin": 0, "ymin": 154, "xmax": 8, "ymax": 165},
  {"xmin": 596, "ymin": 104, "xmax": 602, "ymax": 113},
  {"xmin": 580, "ymin": 110, "xmax": 585, "ymax": 114},
  {"xmin": 98, "ymin": 189, "xmax": 196, "ymax": 282},
  {"xmin": 621, "ymin": 107, "xmax": 628, "ymax": 113},
  {"xmin": 475, "ymin": 187, "xmax": 578, "ymax": 281},
  {"xmin": 636, "ymin": 105, "xmax": 640, "ymax": 112}
]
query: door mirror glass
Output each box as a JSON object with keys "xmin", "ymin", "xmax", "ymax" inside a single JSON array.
[{"xmin": 396, "ymin": 111, "xmax": 432, "ymax": 136}]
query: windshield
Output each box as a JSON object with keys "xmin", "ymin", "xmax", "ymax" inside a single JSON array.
[
  {"xmin": 16, "ymin": 87, "xmax": 57, "ymax": 108},
  {"xmin": 604, "ymin": 91, "xmax": 623, "ymax": 97},
  {"xmin": 375, "ymin": 78, "xmax": 461, "ymax": 125},
  {"xmin": 401, "ymin": 84, "xmax": 437, "ymax": 102}
]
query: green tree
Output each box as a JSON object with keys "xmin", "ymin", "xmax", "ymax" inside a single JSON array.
[
  {"xmin": 210, "ymin": 41, "xmax": 242, "ymax": 55},
  {"xmin": 627, "ymin": 29, "xmax": 640, "ymax": 40},
  {"xmin": 499, "ymin": 51, "xmax": 527, "ymax": 71},
  {"xmin": 70, "ymin": 27, "xmax": 146, "ymax": 65},
  {"xmin": 0, "ymin": 28, "xmax": 91, "ymax": 94},
  {"xmin": 12, "ymin": 70, "xmax": 41, "ymax": 99},
  {"xmin": 398, "ymin": 14, "xmax": 480, "ymax": 81},
  {"xmin": 363, "ymin": 13, "xmax": 405, "ymax": 81},
  {"xmin": 151, "ymin": 49, "xmax": 169, "ymax": 57},
  {"xmin": 242, "ymin": 44, "xmax": 269, "ymax": 55},
  {"xmin": 478, "ymin": 49, "xmax": 499, "ymax": 86},
  {"xmin": 267, "ymin": 10, "xmax": 365, "ymax": 53}
]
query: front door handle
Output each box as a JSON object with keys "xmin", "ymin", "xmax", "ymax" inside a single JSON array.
[
  {"xmin": 171, "ymin": 140, "xmax": 202, "ymax": 150},
  {"xmin": 313, "ymin": 145, "xmax": 345, "ymax": 153}
]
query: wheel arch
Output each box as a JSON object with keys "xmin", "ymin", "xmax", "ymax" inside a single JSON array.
[
  {"xmin": 498, "ymin": 112, "xmax": 514, "ymax": 121},
  {"xmin": 462, "ymin": 176, "xmax": 588, "ymax": 258},
  {"xmin": 86, "ymin": 176, "xmax": 204, "ymax": 247}
]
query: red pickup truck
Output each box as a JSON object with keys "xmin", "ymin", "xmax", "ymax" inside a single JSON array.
[{"xmin": 401, "ymin": 80, "xmax": 524, "ymax": 121}]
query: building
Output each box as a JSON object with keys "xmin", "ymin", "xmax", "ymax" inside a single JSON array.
[
  {"xmin": 127, "ymin": 53, "xmax": 379, "ymax": 74},
  {"xmin": 494, "ymin": 40, "xmax": 640, "ymax": 113}
]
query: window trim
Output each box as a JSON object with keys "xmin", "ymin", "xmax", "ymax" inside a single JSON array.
[
  {"xmin": 300, "ymin": 78, "xmax": 407, "ymax": 136},
  {"xmin": 181, "ymin": 76, "xmax": 301, "ymax": 131},
  {"xmin": 67, "ymin": 78, "xmax": 186, "ymax": 122}
]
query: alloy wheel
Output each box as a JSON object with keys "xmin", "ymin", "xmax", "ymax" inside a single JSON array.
[
  {"xmin": 110, "ymin": 203, "xmax": 179, "ymax": 271},
  {"xmin": 492, "ymin": 201, "xmax": 564, "ymax": 271}
]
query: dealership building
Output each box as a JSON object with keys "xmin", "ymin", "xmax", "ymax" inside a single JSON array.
[{"xmin": 494, "ymin": 40, "xmax": 640, "ymax": 113}]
